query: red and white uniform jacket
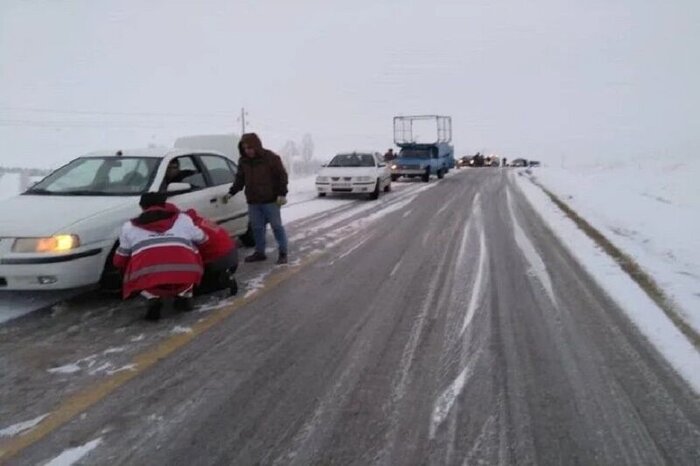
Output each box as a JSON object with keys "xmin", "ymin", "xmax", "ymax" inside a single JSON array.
[
  {"xmin": 184, "ymin": 209, "xmax": 236, "ymax": 264},
  {"xmin": 114, "ymin": 205, "xmax": 207, "ymax": 299}
]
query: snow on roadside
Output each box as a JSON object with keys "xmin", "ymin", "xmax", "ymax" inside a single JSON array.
[
  {"xmin": 526, "ymin": 159, "xmax": 700, "ymax": 335},
  {"xmin": 44, "ymin": 437, "xmax": 103, "ymax": 466},
  {"xmin": 0, "ymin": 414, "xmax": 49, "ymax": 438},
  {"xmin": 514, "ymin": 172, "xmax": 700, "ymax": 393}
]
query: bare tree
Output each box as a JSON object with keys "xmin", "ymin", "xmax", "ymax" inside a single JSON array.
[{"xmin": 300, "ymin": 133, "xmax": 315, "ymax": 163}]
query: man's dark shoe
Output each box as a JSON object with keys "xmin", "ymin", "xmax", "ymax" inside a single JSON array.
[
  {"xmin": 174, "ymin": 296, "xmax": 194, "ymax": 312},
  {"xmin": 245, "ymin": 251, "xmax": 267, "ymax": 263},
  {"xmin": 145, "ymin": 300, "xmax": 162, "ymax": 321},
  {"xmin": 276, "ymin": 252, "xmax": 288, "ymax": 265}
]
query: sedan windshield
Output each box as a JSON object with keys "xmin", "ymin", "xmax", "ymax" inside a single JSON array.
[
  {"xmin": 26, "ymin": 157, "xmax": 161, "ymax": 196},
  {"xmin": 328, "ymin": 154, "xmax": 376, "ymax": 167}
]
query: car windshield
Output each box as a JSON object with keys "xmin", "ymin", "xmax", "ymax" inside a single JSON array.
[
  {"xmin": 26, "ymin": 157, "xmax": 161, "ymax": 196},
  {"xmin": 399, "ymin": 148, "xmax": 432, "ymax": 159},
  {"xmin": 328, "ymin": 154, "xmax": 376, "ymax": 167}
]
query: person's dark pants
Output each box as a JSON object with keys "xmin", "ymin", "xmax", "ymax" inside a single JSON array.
[
  {"xmin": 196, "ymin": 249, "xmax": 238, "ymax": 295},
  {"xmin": 248, "ymin": 203, "xmax": 288, "ymax": 255}
]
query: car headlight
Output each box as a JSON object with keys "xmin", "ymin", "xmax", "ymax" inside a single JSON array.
[
  {"xmin": 316, "ymin": 176, "xmax": 328, "ymax": 183},
  {"xmin": 12, "ymin": 235, "xmax": 80, "ymax": 253},
  {"xmin": 391, "ymin": 164, "xmax": 398, "ymax": 169},
  {"xmin": 355, "ymin": 176, "xmax": 372, "ymax": 182}
]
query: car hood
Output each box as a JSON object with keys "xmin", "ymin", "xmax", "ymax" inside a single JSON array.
[
  {"xmin": 0, "ymin": 195, "xmax": 136, "ymax": 237},
  {"xmin": 318, "ymin": 167, "xmax": 377, "ymax": 177}
]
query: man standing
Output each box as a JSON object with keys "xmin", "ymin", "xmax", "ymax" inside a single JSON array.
[
  {"xmin": 228, "ymin": 133, "xmax": 289, "ymax": 265},
  {"xmin": 114, "ymin": 193, "xmax": 206, "ymax": 320}
]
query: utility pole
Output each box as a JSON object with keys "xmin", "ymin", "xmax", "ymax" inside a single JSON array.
[{"xmin": 238, "ymin": 107, "xmax": 249, "ymax": 135}]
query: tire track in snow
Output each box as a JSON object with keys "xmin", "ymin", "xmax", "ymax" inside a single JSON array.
[{"xmin": 506, "ymin": 187, "xmax": 558, "ymax": 307}]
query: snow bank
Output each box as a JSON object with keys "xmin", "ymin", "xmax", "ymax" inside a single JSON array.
[
  {"xmin": 515, "ymin": 169, "xmax": 700, "ymax": 393},
  {"xmin": 525, "ymin": 158, "xmax": 700, "ymax": 335}
]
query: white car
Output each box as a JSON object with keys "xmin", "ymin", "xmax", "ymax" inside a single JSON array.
[
  {"xmin": 0, "ymin": 148, "xmax": 250, "ymax": 291},
  {"xmin": 316, "ymin": 152, "xmax": 391, "ymax": 200}
]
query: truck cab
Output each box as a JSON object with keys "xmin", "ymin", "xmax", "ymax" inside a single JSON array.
[{"xmin": 389, "ymin": 115, "xmax": 454, "ymax": 182}]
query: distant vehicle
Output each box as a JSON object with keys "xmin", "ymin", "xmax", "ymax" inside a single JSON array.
[
  {"xmin": 456, "ymin": 156, "xmax": 472, "ymax": 168},
  {"xmin": 485, "ymin": 155, "xmax": 500, "ymax": 167},
  {"xmin": 390, "ymin": 115, "xmax": 454, "ymax": 182},
  {"xmin": 0, "ymin": 149, "xmax": 250, "ymax": 291},
  {"xmin": 316, "ymin": 152, "xmax": 391, "ymax": 200},
  {"xmin": 510, "ymin": 158, "xmax": 528, "ymax": 167},
  {"xmin": 470, "ymin": 153, "xmax": 485, "ymax": 167},
  {"xmin": 529, "ymin": 160, "xmax": 541, "ymax": 167}
]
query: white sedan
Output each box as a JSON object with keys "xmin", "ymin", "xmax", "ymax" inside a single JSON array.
[
  {"xmin": 0, "ymin": 148, "xmax": 250, "ymax": 291},
  {"xmin": 316, "ymin": 152, "xmax": 391, "ymax": 200}
]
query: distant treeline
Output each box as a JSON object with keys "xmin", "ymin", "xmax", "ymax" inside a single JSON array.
[{"xmin": 0, "ymin": 167, "xmax": 52, "ymax": 176}]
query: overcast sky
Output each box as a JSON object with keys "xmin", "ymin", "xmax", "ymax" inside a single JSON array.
[{"xmin": 1, "ymin": 0, "xmax": 699, "ymax": 167}]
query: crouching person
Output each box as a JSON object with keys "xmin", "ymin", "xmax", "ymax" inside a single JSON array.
[
  {"xmin": 184, "ymin": 209, "xmax": 239, "ymax": 296},
  {"xmin": 114, "ymin": 193, "xmax": 206, "ymax": 321}
]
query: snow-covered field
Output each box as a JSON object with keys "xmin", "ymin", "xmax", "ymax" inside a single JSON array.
[
  {"xmin": 515, "ymin": 159, "xmax": 700, "ymax": 391},
  {"xmin": 523, "ymin": 158, "xmax": 699, "ymax": 335},
  {"xmin": 0, "ymin": 173, "xmax": 22, "ymax": 201}
]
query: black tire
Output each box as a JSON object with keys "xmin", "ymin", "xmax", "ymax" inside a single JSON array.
[
  {"xmin": 422, "ymin": 169, "xmax": 430, "ymax": 183},
  {"xmin": 318, "ymin": 192, "xmax": 327, "ymax": 197},
  {"xmin": 99, "ymin": 244, "xmax": 122, "ymax": 293},
  {"xmin": 229, "ymin": 277, "xmax": 238, "ymax": 296},
  {"xmin": 384, "ymin": 181, "xmax": 391, "ymax": 192},
  {"xmin": 369, "ymin": 180, "xmax": 380, "ymax": 200},
  {"xmin": 391, "ymin": 174, "xmax": 399, "ymax": 182},
  {"xmin": 238, "ymin": 222, "xmax": 256, "ymax": 248},
  {"xmin": 437, "ymin": 169, "xmax": 445, "ymax": 179}
]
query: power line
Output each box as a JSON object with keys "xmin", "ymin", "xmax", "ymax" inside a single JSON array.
[{"xmin": 0, "ymin": 106, "xmax": 240, "ymax": 119}]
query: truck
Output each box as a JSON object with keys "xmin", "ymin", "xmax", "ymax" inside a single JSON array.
[{"xmin": 389, "ymin": 115, "xmax": 454, "ymax": 182}]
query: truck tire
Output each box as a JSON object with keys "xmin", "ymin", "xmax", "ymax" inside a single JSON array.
[
  {"xmin": 384, "ymin": 180, "xmax": 391, "ymax": 192},
  {"xmin": 437, "ymin": 168, "xmax": 445, "ymax": 179},
  {"xmin": 391, "ymin": 174, "xmax": 399, "ymax": 182},
  {"xmin": 422, "ymin": 169, "xmax": 430, "ymax": 183}
]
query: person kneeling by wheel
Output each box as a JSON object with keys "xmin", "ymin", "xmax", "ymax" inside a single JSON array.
[
  {"xmin": 184, "ymin": 209, "xmax": 239, "ymax": 297},
  {"xmin": 114, "ymin": 193, "xmax": 207, "ymax": 321}
]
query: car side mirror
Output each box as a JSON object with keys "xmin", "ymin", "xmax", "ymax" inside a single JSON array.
[{"xmin": 166, "ymin": 182, "xmax": 192, "ymax": 194}]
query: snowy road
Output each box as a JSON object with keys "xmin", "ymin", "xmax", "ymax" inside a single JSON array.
[{"xmin": 2, "ymin": 170, "xmax": 699, "ymax": 465}]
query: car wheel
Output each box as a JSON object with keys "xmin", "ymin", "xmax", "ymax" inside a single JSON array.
[
  {"xmin": 422, "ymin": 169, "xmax": 430, "ymax": 183},
  {"xmin": 238, "ymin": 222, "xmax": 256, "ymax": 248},
  {"xmin": 99, "ymin": 244, "xmax": 122, "ymax": 293},
  {"xmin": 437, "ymin": 168, "xmax": 445, "ymax": 179},
  {"xmin": 369, "ymin": 180, "xmax": 380, "ymax": 200}
]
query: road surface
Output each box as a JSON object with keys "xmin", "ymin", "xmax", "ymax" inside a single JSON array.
[{"xmin": 2, "ymin": 170, "xmax": 699, "ymax": 465}]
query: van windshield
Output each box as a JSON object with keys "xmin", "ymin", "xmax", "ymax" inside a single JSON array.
[{"xmin": 399, "ymin": 148, "xmax": 432, "ymax": 159}]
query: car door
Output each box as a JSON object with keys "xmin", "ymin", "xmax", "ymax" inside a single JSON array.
[
  {"xmin": 197, "ymin": 154, "xmax": 248, "ymax": 236},
  {"xmin": 161, "ymin": 155, "xmax": 218, "ymax": 218},
  {"xmin": 375, "ymin": 154, "xmax": 390, "ymax": 187}
]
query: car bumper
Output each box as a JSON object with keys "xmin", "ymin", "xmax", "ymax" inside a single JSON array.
[
  {"xmin": 316, "ymin": 182, "xmax": 376, "ymax": 194},
  {"xmin": 392, "ymin": 169, "xmax": 426, "ymax": 176},
  {"xmin": 0, "ymin": 245, "xmax": 110, "ymax": 290}
]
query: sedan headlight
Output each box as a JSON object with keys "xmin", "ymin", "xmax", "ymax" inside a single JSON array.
[
  {"xmin": 12, "ymin": 235, "xmax": 80, "ymax": 253},
  {"xmin": 355, "ymin": 176, "xmax": 373, "ymax": 182},
  {"xmin": 391, "ymin": 164, "xmax": 398, "ymax": 169},
  {"xmin": 316, "ymin": 176, "xmax": 329, "ymax": 183}
]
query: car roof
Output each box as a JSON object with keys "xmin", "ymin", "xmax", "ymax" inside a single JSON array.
[{"xmin": 82, "ymin": 148, "xmax": 228, "ymax": 159}]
